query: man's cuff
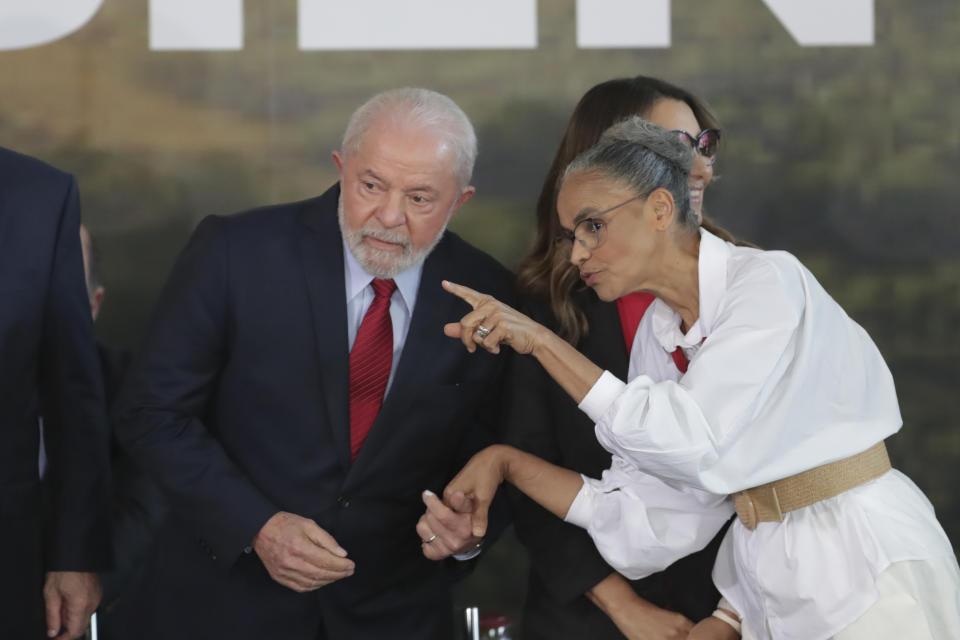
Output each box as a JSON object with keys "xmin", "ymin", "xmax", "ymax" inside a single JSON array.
[
  {"xmin": 578, "ymin": 370, "xmax": 626, "ymax": 423},
  {"xmin": 453, "ymin": 541, "xmax": 483, "ymax": 561},
  {"xmin": 563, "ymin": 475, "xmax": 596, "ymax": 529}
]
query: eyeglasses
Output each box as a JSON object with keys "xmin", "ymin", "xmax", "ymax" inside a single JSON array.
[
  {"xmin": 557, "ymin": 195, "xmax": 643, "ymax": 250},
  {"xmin": 672, "ymin": 128, "xmax": 721, "ymax": 165}
]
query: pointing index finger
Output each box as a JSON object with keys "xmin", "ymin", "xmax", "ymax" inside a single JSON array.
[{"xmin": 442, "ymin": 280, "xmax": 483, "ymax": 309}]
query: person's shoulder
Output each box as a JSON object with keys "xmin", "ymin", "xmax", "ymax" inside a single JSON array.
[
  {"xmin": 435, "ymin": 231, "xmax": 515, "ymax": 294},
  {"xmin": 191, "ymin": 194, "xmax": 328, "ymax": 243},
  {"xmin": 224, "ymin": 194, "xmax": 326, "ymax": 231},
  {"xmin": 730, "ymin": 245, "xmax": 809, "ymax": 288},
  {"xmin": 725, "ymin": 245, "xmax": 808, "ymax": 319},
  {"xmin": 0, "ymin": 146, "xmax": 73, "ymax": 191}
]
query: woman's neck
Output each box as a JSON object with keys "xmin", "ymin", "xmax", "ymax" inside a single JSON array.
[{"xmin": 640, "ymin": 231, "xmax": 701, "ymax": 333}]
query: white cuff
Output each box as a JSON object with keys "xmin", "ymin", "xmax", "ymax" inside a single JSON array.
[
  {"xmin": 563, "ymin": 475, "xmax": 595, "ymax": 529},
  {"xmin": 578, "ymin": 370, "xmax": 626, "ymax": 423},
  {"xmin": 714, "ymin": 597, "xmax": 742, "ymax": 634},
  {"xmin": 453, "ymin": 541, "xmax": 483, "ymax": 561}
]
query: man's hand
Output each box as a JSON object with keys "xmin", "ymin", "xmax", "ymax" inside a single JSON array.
[
  {"xmin": 253, "ymin": 511, "xmax": 355, "ymax": 592},
  {"xmin": 43, "ymin": 571, "xmax": 101, "ymax": 639},
  {"xmin": 416, "ymin": 490, "xmax": 483, "ymax": 560},
  {"xmin": 587, "ymin": 573, "xmax": 693, "ymax": 640}
]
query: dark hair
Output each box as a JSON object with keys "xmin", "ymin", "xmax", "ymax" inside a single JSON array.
[{"xmin": 516, "ymin": 75, "xmax": 749, "ymax": 343}]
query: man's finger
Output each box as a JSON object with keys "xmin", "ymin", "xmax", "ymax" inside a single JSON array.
[
  {"xmin": 60, "ymin": 604, "xmax": 87, "ymax": 640},
  {"xmin": 304, "ymin": 522, "xmax": 349, "ymax": 558},
  {"xmin": 279, "ymin": 557, "xmax": 353, "ymax": 588},
  {"xmin": 423, "ymin": 535, "xmax": 453, "ymax": 560},
  {"xmin": 415, "ymin": 518, "xmax": 435, "ymax": 542},
  {"xmin": 441, "ymin": 280, "xmax": 483, "ymax": 308},
  {"xmin": 44, "ymin": 588, "xmax": 62, "ymax": 638},
  {"xmin": 303, "ymin": 547, "xmax": 355, "ymax": 573},
  {"xmin": 422, "ymin": 489, "xmax": 455, "ymax": 519}
]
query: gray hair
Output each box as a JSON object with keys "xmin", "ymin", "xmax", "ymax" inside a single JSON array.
[
  {"xmin": 341, "ymin": 87, "xmax": 477, "ymax": 187},
  {"xmin": 562, "ymin": 116, "xmax": 698, "ymax": 231}
]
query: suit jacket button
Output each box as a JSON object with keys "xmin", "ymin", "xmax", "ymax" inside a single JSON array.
[
  {"xmin": 243, "ymin": 546, "xmax": 253, "ymax": 555},
  {"xmin": 338, "ymin": 496, "xmax": 350, "ymax": 508},
  {"xmin": 211, "ymin": 554, "xmax": 218, "ymax": 562}
]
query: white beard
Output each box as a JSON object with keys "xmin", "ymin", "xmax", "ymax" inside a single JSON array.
[{"xmin": 338, "ymin": 198, "xmax": 449, "ymax": 278}]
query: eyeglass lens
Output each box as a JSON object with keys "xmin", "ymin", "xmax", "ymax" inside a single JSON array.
[
  {"xmin": 574, "ymin": 219, "xmax": 602, "ymax": 249},
  {"xmin": 675, "ymin": 129, "xmax": 720, "ymax": 160}
]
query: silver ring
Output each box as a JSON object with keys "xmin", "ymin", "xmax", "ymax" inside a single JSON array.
[
  {"xmin": 475, "ymin": 325, "xmax": 492, "ymax": 340},
  {"xmin": 423, "ymin": 534, "xmax": 437, "ymax": 544}
]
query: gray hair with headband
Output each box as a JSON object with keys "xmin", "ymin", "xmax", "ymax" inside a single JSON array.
[{"xmin": 561, "ymin": 116, "xmax": 698, "ymax": 231}]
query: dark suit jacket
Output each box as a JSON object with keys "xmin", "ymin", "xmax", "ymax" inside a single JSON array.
[
  {"xmin": 504, "ymin": 289, "xmax": 727, "ymax": 640},
  {"xmin": 0, "ymin": 147, "xmax": 111, "ymax": 638},
  {"xmin": 95, "ymin": 342, "xmax": 168, "ymax": 640},
  {"xmin": 114, "ymin": 184, "xmax": 514, "ymax": 640}
]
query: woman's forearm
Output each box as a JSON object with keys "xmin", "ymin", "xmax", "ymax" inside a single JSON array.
[
  {"xmin": 501, "ymin": 445, "xmax": 585, "ymax": 520},
  {"xmin": 530, "ymin": 327, "xmax": 605, "ymax": 405}
]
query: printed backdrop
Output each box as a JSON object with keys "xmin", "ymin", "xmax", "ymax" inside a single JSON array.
[{"xmin": 2, "ymin": 0, "xmax": 958, "ymax": 619}]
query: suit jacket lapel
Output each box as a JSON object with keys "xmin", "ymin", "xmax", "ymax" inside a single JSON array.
[{"xmin": 298, "ymin": 186, "xmax": 352, "ymax": 474}]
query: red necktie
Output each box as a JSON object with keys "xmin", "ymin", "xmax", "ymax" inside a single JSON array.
[
  {"xmin": 671, "ymin": 347, "xmax": 690, "ymax": 374},
  {"xmin": 349, "ymin": 278, "xmax": 397, "ymax": 461},
  {"xmin": 672, "ymin": 337, "xmax": 706, "ymax": 374}
]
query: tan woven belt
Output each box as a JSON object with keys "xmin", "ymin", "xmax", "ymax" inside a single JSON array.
[{"xmin": 733, "ymin": 441, "xmax": 891, "ymax": 530}]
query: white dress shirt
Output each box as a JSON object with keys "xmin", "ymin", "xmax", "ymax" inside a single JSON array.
[{"xmin": 565, "ymin": 230, "xmax": 959, "ymax": 640}]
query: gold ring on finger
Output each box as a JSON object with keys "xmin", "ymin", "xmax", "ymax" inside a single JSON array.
[{"xmin": 423, "ymin": 534, "xmax": 438, "ymax": 544}]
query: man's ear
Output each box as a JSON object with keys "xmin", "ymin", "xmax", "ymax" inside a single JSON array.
[
  {"xmin": 332, "ymin": 150, "xmax": 345, "ymax": 179},
  {"xmin": 90, "ymin": 286, "xmax": 105, "ymax": 322},
  {"xmin": 448, "ymin": 186, "xmax": 476, "ymax": 219},
  {"xmin": 650, "ymin": 188, "xmax": 676, "ymax": 231}
]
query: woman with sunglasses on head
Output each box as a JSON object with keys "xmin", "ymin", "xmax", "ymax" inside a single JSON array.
[
  {"xmin": 502, "ymin": 76, "xmax": 743, "ymax": 640},
  {"xmin": 444, "ymin": 118, "xmax": 960, "ymax": 639}
]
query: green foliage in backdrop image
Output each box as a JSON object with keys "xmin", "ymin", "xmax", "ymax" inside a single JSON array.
[{"xmin": 2, "ymin": 0, "xmax": 958, "ymax": 627}]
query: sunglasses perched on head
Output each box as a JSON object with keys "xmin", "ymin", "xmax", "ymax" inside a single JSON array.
[{"xmin": 672, "ymin": 129, "xmax": 721, "ymax": 165}]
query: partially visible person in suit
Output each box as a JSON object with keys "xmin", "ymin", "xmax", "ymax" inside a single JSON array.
[
  {"xmin": 76, "ymin": 225, "xmax": 166, "ymax": 640},
  {"xmin": 0, "ymin": 147, "xmax": 111, "ymax": 640},
  {"xmin": 503, "ymin": 76, "xmax": 746, "ymax": 640},
  {"xmin": 114, "ymin": 88, "xmax": 514, "ymax": 640}
]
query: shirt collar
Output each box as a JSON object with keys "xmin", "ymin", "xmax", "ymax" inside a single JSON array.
[
  {"xmin": 650, "ymin": 227, "xmax": 730, "ymax": 351},
  {"xmin": 342, "ymin": 237, "xmax": 423, "ymax": 313}
]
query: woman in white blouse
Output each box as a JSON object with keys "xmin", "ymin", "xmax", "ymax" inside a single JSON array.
[{"xmin": 440, "ymin": 117, "xmax": 960, "ymax": 639}]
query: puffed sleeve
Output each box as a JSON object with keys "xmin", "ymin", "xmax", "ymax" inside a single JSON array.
[
  {"xmin": 579, "ymin": 258, "xmax": 807, "ymax": 494},
  {"xmin": 564, "ymin": 454, "xmax": 733, "ymax": 580}
]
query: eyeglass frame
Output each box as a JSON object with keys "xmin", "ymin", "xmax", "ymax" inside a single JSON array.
[
  {"xmin": 556, "ymin": 194, "xmax": 645, "ymax": 250},
  {"xmin": 672, "ymin": 128, "xmax": 721, "ymax": 166}
]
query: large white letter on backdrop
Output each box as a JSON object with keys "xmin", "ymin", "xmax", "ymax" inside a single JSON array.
[
  {"xmin": 150, "ymin": 0, "xmax": 243, "ymax": 50},
  {"xmin": 763, "ymin": 0, "xmax": 874, "ymax": 46},
  {"xmin": 0, "ymin": 0, "xmax": 104, "ymax": 50},
  {"xmin": 577, "ymin": 0, "xmax": 671, "ymax": 48},
  {"xmin": 298, "ymin": 0, "xmax": 537, "ymax": 50},
  {"xmin": 577, "ymin": 0, "xmax": 873, "ymax": 48}
]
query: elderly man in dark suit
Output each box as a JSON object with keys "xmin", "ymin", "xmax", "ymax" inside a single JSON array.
[
  {"xmin": 115, "ymin": 88, "xmax": 514, "ymax": 639},
  {"xmin": 0, "ymin": 147, "xmax": 111, "ymax": 639}
]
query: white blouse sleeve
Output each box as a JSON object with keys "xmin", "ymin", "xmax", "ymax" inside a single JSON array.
[
  {"xmin": 580, "ymin": 258, "xmax": 807, "ymax": 493},
  {"xmin": 564, "ymin": 454, "xmax": 733, "ymax": 580}
]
